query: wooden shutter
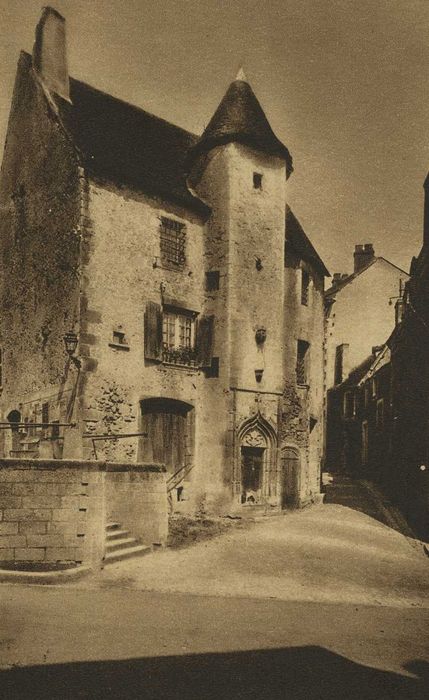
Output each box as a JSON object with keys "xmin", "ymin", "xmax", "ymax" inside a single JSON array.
[
  {"xmin": 196, "ymin": 315, "xmax": 214, "ymax": 367},
  {"xmin": 144, "ymin": 301, "xmax": 162, "ymax": 361}
]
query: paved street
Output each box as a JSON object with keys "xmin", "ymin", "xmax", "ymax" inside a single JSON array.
[{"xmin": 1, "ymin": 495, "xmax": 428, "ymax": 699}]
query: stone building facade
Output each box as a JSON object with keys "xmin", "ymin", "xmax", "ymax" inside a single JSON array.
[
  {"xmin": 0, "ymin": 8, "xmax": 329, "ymax": 515},
  {"xmin": 324, "ymin": 243, "xmax": 408, "ymax": 472}
]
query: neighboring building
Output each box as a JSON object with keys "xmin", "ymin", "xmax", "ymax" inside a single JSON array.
[
  {"xmin": 0, "ymin": 8, "xmax": 329, "ymax": 515},
  {"xmin": 325, "ymin": 172, "xmax": 429, "ymax": 540},
  {"xmin": 325, "ymin": 345, "xmax": 391, "ymax": 479},
  {"xmin": 324, "ymin": 242, "xmax": 408, "ymax": 472},
  {"xmin": 325, "ymin": 244, "xmax": 409, "ymax": 393},
  {"xmin": 386, "ymin": 174, "xmax": 429, "ymax": 539}
]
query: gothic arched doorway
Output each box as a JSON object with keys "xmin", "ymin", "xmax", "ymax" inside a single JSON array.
[{"xmin": 237, "ymin": 413, "xmax": 278, "ymax": 505}]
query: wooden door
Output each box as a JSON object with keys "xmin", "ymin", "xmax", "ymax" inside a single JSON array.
[
  {"xmin": 140, "ymin": 399, "xmax": 190, "ymax": 476},
  {"xmin": 281, "ymin": 447, "xmax": 300, "ymax": 508}
]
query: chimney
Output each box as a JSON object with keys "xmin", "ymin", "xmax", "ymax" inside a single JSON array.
[
  {"xmin": 353, "ymin": 243, "xmax": 374, "ymax": 274},
  {"xmin": 32, "ymin": 7, "xmax": 70, "ymax": 102},
  {"xmin": 331, "ymin": 272, "xmax": 349, "ymax": 289}
]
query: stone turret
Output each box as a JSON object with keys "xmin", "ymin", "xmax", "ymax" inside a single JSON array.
[{"xmin": 188, "ymin": 69, "xmax": 293, "ymax": 179}]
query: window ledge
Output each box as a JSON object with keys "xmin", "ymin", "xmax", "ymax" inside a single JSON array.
[
  {"xmin": 161, "ymin": 361, "xmax": 200, "ymax": 372},
  {"xmin": 296, "ymin": 383, "xmax": 310, "ymax": 389},
  {"xmin": 108, "ymin": 343, "xmax": 130, "ymax": 351}
]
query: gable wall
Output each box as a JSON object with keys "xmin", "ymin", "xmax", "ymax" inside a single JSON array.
[
  {"xmin": 326, "ymin": 260, "xmax": 409, "ymax": 390},
  {"xmin": 0, "ymin": 55, "xmax": 81, "ymax": 451}
]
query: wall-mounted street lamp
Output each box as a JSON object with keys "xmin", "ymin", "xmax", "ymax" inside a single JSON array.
[{"xmin": 63, "ymin": 330, "xmax": 81, "ymax": 368}]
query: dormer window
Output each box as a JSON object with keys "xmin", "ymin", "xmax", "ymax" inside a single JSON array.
[
  {"xmin": 160, "ymin": 217, "xmax": 186, "ymax": 269},
  {"xmin": 253, "ymin": 172, "xmax": 263, "ymax": 190}
]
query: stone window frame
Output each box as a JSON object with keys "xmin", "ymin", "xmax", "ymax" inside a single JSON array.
[{"xmin": 108, "ymin": 326, "xmax": 130, "ymax": 351}]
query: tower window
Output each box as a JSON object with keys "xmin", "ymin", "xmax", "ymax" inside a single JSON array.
[
  {"xmin": 205, "ymin": 271, "xmax": 220, "ymax": 291},
  {"xmin": 301, "ymin": 269, "xmax": 310, "ymax": 306},
  {"xmin": 296, "ymin": 340, "xmax": 310, "ymax": 385},
  {"xmin": 160, "ymin": 217, "xmax": 186, "ymax": 268},
  {"xmin": 253, "ymin": 172, "xmax": 263, "ymax": 190}
]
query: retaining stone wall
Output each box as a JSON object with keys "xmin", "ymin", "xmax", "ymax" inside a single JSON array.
[{"xmin": 0, "ymin": 459, "xmax": 167, "ymax": 570}]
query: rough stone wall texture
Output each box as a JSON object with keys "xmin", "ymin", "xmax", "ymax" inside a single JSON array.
[
  {"xmin": 325, "ymin": 260, "xmax": 408, "ymax": 390},
  {"xmin": 105, "ymin": 465, "xmax": 168, "ymax": 545},
  {"xmin": 0, "ymin": 56, "xmax": 326, "ymax": 515},
  {"xmin": 0, "ymin": 54, "xmax": 81, "ymax": 430},
  {"xmin": 0, "ymin": 459, "xmax": 104, "ymax": 568},
  {"xmin": 282, "ymin": 250, "xmax": 325, "ymax": 502},
  {"xmin": 0, "ymin": 459, "xmax": 167, "ymax": 569},
  {"xmin": 78, "ymin": 180, "xmax": 206, "ymax": 466}
]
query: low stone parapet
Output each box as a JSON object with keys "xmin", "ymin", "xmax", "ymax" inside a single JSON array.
[{"xmin": 0, "ymin": 459, "xmax": 167, "ymax": 572}]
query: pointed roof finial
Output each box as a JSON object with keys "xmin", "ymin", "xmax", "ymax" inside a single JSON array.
[{"xmin": 236, "ymin": 67, "xmax": 248, "ymax": 83}]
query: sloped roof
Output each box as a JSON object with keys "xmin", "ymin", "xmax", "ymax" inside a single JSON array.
[
  {"xmin": 285, "ymin": 206, "xmax": 330, "ymax": 277},
  {"xmin": 17, "ymin": 53, "xmax": 207, "ymax": 216},
  {"xmin": 325, "ymin": 257, "xmax": 409, "ymax": 297},
  {"xmin": 358, "ymin": 345, "xmax": 391, "ymax": 386},
  {"xmin": 188, "ymin": 77, "xmax": 293, "ymax": 174},
  {"xmin": 60, "ymin": 75, "xmax": 209, "ymax": 215},
  {"xmin": 339, "ymin": 355, "xmax": 375, "ymax": 389}
]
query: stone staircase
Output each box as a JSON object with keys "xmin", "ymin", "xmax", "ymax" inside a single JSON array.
[{"xmin": 103, "ymin": 522, "xmax": 152, "ymax": 566}]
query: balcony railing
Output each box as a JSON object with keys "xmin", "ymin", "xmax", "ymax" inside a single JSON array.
[{"xmin": 161, "ymin": 344, "xmax": 198, "ymax": 367}]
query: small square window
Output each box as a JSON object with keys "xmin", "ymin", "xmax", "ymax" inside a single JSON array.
[
  {"xmin": 205, "ymin": 271, "xmax": 220, "ymax": 292},
  {"xmin": 253, "ymin": 172, "xmax": 263, "ymax": 189},
  {"xmin": 109, "ymin": 327, "xmax": 129, "ymax": 350},
  {"xmin": 113, "ymin": 330, "xmax": 126, "ymax": 345}
]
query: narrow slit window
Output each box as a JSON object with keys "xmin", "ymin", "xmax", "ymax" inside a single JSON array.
[
  {"xmin": 301, "ymin": 269, "xmax": 310, "ymax": 306},
  {"xmin": 253, "ymin": 172, "xmax": 263, "ymax": 189},
  {"xmin": 296, "ymin": 340, "xmax": 310, "ymax": 385}
]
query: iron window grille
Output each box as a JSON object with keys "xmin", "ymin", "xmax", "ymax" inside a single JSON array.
[{"xmin": 160, "ymin": 217, "xmax": 186, "ymax": 268}]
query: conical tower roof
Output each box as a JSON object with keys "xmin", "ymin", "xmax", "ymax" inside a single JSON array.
[{"xmin": 188, "ymin": 71, "xmax": 293, "ymax": 175}]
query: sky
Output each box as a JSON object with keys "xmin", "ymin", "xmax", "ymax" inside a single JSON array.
[{"xmin": 0, "ymin": 0, "xmax": 428, "ymax": 275}]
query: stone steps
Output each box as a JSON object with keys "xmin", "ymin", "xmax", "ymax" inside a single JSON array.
[{"xmin": 103, "ymin": 522, "xmax": 152, "ymax": 566}]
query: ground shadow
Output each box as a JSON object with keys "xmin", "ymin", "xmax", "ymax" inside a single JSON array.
[{"xmin": 1, "ymin": 645, "xmax": 427, "ymax": 700}]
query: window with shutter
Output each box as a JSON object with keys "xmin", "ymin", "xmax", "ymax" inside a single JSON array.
[{"xmin": 161, "ymin": 309, "xmax": 197, "ymax": 366}]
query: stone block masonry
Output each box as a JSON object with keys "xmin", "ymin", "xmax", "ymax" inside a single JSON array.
[{"xmin": 0, "ymin": 459, "xmax": 167, "ymax": 570}]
